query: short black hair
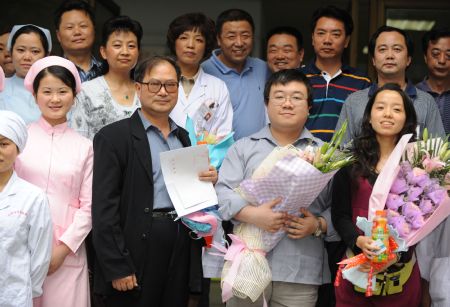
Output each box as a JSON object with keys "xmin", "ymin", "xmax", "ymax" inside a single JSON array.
[
  {"xmin": 101, "ymin": 15, "xmax": 143, "ymax": 48},
  {"xmin": 311, "ymin": 5, "xmax": 353, "ymax": 36},
  {"xmin": 54, "ymin": 0, "xmax": 95, "ymax": 29},
  {"xmin": 216, "ymin": 9, "xmax": 255, "ymax": 36},
  {"xmin": 422, "ymin": 28, "xmax": 450, "ymax": 55},
  {"xmin": 134, "ymin": 56, "xmax": 181, "ymax": 83},
  {"xmin": 265, "ymin": 26, "xmax": 303, "ymax": 51},
  {"xmin": 264, "ymin": 69, "xmax": 313, "ymax": 107},
  {"xmin": 10, "ymin": 25, "xmax": 50, "ymax": 56},
  {"xmin": 166, "ymin": 13, "xmax": 216, "ymax": 61},
  {"xmin": 0, "ymin": 24, "xmax": 13, "ymax": 36},
  {"xmin": 33, "ymin": 65, "xmax": 77, "ymax": 95},
  {"xmin": 368, "ymin": 25, "xmax": 414, "ymax": 57}
]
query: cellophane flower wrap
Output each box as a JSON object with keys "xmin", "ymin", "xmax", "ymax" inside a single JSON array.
[
  {"xmin": 220, "ymin": 122, "xmax": 353, "ymax": 303},
  {"xmin": 336, "ymin": 131, "xmax": 450, "ymax": 295}
]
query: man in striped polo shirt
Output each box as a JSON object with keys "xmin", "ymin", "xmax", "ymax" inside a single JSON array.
[{"xmin": 302, "ymin": 5, "xmax": 371, "ymax": 142}]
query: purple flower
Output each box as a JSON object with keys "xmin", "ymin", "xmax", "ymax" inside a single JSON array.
[
  {"xmin": 390, "ymin": 177, "xmax": 409, "ymax": 194},
  {"xmin": 419, "ymin": 199, "xmax": 434, "ymax": 215},
  {"xmin": 407, "ymin": 186, "xmax": 424, "ymax": 202},
  {"xmin": 399, "ymin": 162, "xmax": 412, "ymax": 177},
  {"xmin": 427, "ymin": 188, "xmax": 446, "ymax": 206},
  {"xmin": 402, "ymin": 202, "xmax": 422, "ymax": 221},
  {"xmin": 410, "ymin": 214, "xmax": 425, "ymax": 230},
  {"xmin": 407, "ymin": 167, "xmax": 432, "ymax": 187},
  {"xmin": 386, "ymin": 193, "xmax": 405, "ymax": 211},
  {"xmin": 388, "ymin": 215, "xmax": 411, "ymax": 238}
]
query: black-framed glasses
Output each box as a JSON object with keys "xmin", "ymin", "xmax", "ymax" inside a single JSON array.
[{"xmin": 138, "ymin": 79, "xmax": 179, "ymax": 93}]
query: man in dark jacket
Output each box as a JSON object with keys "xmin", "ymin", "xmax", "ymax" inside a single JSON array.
[{"xmin": 92, "ymin": 56, "xmax": 207, "ymax": 306}]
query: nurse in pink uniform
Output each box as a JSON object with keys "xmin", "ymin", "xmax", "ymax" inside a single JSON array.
[{"xmin": 15, "ymin": 56, "xmax": 92, "ymax": 307}]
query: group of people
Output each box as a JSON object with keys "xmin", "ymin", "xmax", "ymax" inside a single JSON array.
[{"xmin": 0, "ymin": 1, "xmax": 449, "ymax": 307}]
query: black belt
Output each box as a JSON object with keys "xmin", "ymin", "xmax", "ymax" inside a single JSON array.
[{"xmin": 152, "ymin": 210, "xmax": 177, "ymax": 219}]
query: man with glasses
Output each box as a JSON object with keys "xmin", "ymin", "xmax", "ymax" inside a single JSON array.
[
  {"xmin": 91, "ymin": 56, "xmax": 211, "ymax": 306},
  {"xmin": 216, "ymin": 69, "xmax": 332, "ymax": 307},
  {"xmin": 416, "ymin": 28, "xmax": 450, "ymax": 133}
]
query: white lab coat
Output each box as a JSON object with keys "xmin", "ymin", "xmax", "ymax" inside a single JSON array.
[
  {"xmin": 170, "ymin": 67, "xmax": 233, "ymax": 137},
  {"xmin": 0, "ymin": 172, "xmax": 52, "ymax": 307}
]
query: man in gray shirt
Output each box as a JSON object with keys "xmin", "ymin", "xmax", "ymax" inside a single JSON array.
[
  {"xmin": 216, "ymin": 69, "xmax": 334, "ymax": 307},
  {"xmin": 336, "ymin": 26, "xmax": 445, "ymax": 143}
]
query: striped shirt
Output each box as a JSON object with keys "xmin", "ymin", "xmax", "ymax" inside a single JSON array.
[{"xmin": 301, "ymin": 62, "xmax": 371, "ymax": 141}]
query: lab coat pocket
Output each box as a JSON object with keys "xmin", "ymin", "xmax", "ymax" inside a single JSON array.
[{"xmin": 429, "ymin": 256, "xmax": 450, "ymax": 306}]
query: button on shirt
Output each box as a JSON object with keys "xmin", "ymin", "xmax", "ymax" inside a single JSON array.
[{"xmin": 138, "ymin": 110, "xmax": 183, "ymax": 210}]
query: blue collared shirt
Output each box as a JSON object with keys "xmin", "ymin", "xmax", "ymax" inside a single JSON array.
[
  {"xmin": 138, "ymin": 110, "xmax": 183, "ymax": 210},
  {"xmin": 202, "ymin": 49, "xmax": 269, "ymax": 141},
  {"xmin": 216, "ymin": 125, "xmax": 335, "ymax": 284},
  {"xmin": 71, "ymin": 56, "xmax": 103, "ymax": 82}
]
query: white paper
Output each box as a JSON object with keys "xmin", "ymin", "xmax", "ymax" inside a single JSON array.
[{"xmin": 160, "ymin": 145, "xmax": 218, "ymax": 217}]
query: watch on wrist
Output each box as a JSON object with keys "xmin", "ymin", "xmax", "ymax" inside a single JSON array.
[{"xmin": 313, "ymin": 217, "xmax": 323, "ymax": 237}]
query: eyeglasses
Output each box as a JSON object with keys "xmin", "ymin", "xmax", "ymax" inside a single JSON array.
[
  {"xmin": 138, "ymin": 79, "xmax": 179, "ymax": 93},
  {"xmin": 270, "ymin": 95, "xmax": 307, "ymax": 106}
]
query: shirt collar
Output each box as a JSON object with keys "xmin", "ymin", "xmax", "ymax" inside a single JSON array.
[
  {"xmin": 250, "ymin": 125, "xmax": 321, "ymax": 146},
  {"xmin": 304, "ymin": 59, "xmax": 352, "ymax": 74},
  {"xmin": 0, "ymin": 172, "xmax": 19, "ymax": 199},
  {"xmin": 37, "ymin": 116, "xmax": 68, "ymax": 135},
  {"xmin": 368, "ymin": 81, "xmax": 417, "ymax": 98},
  {"xmin": 210, "ymin": 49, "xmax": 252, "ymax": 75},
  {"xmin": 181, "ymin": 68, "xmax": 201, "ymax": 82},
  {"xmin": 138, "ymin": 109, "xmax": 178, "ymax": 133}
]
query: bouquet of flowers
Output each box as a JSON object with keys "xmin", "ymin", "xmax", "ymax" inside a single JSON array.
[
  {"xmin": 336, "ymin": 131, "xmax": 450, "ymax": 295},
  {"xmin": 186, "ymin": 116, "xmax": 234, "ymax": 169},
  {"xmin": 220, "ymin": 122, "xmax": 354, "ymax": 303}
]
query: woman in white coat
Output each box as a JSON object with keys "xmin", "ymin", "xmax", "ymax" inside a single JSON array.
[
  {"xmin": 166, "ymin": 13, "xmax": 233, "ymax": 139},
  {"xmin": 0, "ymin": 109, "xmax": 52, "ymax": 307}
]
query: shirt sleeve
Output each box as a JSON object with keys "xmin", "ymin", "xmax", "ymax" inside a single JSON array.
[
  {"xmin": 216, "ymin": 141, "xmax": 249, "ymax": 221},
  {"xmin": 28, "ymin": 192, "xmax": 53, "ymax": 298},
  {"xmin": 422, "ymin": 92, "xmax": 445, "ymax": 138},
  {"xmin": 70, "ymin": 90, "xmax": 92, "ymax": 139},
  {"xmin": 331, "ymin": 166, "xmax": 361, "ymax": 254},
  {"xmin": 336, "ymin": 96, "xmax": 354, "ymax": 145},
  {"xmin": 59, "ymin": 142, "xmax": 93, "ymax": 253},
  {"xmin": 92, "ymin": 131, "xmax": 136, "ymax": 281}
]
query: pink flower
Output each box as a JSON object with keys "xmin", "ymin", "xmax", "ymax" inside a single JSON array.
[
  {"xmin": 386, "ymin": 193, "xmax": 405, "ymax": 211},
  {"xmin": 390, "ymin": 177, "xmax": 409, "ymax": 194},
  {"xmin": 422, "ymin": 155, "xmax": 445, "ymax": 173}
]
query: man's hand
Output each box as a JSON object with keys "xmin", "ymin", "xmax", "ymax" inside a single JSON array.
[
  {"xmin": 48, "ymin": 244, "xmax": 71, "ymax": 275},
  {"xmin": 236, "ymin": 198, "xmax": 286, "ymax": 233},
  {"xmin": 285, "ymin": 207, "xmax": 318, "ymax": 239},
  {"xmin": 198, "ymin": 165, "xmax": 218, "ymax": 185},
  {"xmin": 112, "ymin": 274, "xmax": 138, "ymax": 291}
]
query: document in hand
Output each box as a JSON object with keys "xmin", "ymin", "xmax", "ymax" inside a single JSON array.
[{"xmin": 160, "ymin": 145, "xmax": 218, "ymax": 217}]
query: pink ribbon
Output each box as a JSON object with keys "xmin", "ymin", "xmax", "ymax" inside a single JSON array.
[{"xmin": 215, "ymin": 234, "xmax": 266, "ymax": 304}]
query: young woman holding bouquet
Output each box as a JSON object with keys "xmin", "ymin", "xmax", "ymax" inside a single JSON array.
[
  {"xmin": 331, "ymin": 83, "xmax": 421, "ymax": 306},
  {"xmin": 15, "ymin": 56, "xmax": 93, "ymax": 307}
]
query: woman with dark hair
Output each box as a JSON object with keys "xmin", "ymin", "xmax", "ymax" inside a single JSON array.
[
  {"xmin": 167, "ymin": 12, "xmax": 233, "ymax": 140},
  {"xmin": 331, "ymin": 83, "xmax": 421, "ymax": 306},
  {"xmin": 0, "ymin": 24, "xmax": 51, "ymax": 123},
  {"xmin": 15, "ymin": 56, "xmax": 93, "ymax": 307},
  {"xmin": 70, "ymin": 15, "xmax": 142, "ymax": 139}
]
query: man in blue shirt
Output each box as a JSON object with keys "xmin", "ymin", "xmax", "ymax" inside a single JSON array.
[{"xmin": 202, "ymin": 9, "xmax": 269, "ymax": 140}]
